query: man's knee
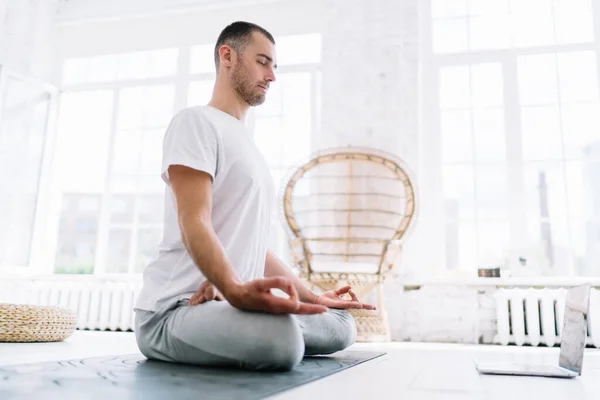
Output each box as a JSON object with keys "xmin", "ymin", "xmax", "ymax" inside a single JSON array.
[
  {"xmin": 329, "ymin": 309, "xmax": 357, "ymax": 351},
  {"xmin": 252, "ymin": 314, "xmax": 304, "ymax": 371}
]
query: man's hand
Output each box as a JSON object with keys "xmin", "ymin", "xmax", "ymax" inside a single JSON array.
[
  {"xmin": 225, "ymin": 277, "xmax": 328, "ymax": 315},
  {"xmin": 189, "ymin": 280, "xmax": 225, "ymax": 306},
  {"xmin": 314, "ymin": 286, "xmax": 376, "ymax": 310}
]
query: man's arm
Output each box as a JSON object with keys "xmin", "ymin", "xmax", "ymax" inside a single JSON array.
[
  {"xmin": 170, "ymin": 164, "xmax": 243, "ymax": 299},
  {"xmin": 169, "ymin": 164, "xmax": 326, "ymax": 314},
  {"xmin": 264, "ymin": 250, "xmax": 318, "ymax": 304}
]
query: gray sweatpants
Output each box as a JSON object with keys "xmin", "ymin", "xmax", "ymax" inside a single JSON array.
[{"xmin": 134, "ymin": 298, "xmax": 357, "ymax": 371}]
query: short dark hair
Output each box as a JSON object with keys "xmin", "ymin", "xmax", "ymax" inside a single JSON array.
[{"xmin": 214, "ymin": 21, "xmax": 275, "ymax": 71}]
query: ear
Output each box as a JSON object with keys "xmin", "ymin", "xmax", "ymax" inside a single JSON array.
[{"xmin": 218, "ymin": 45, "xmax": 234, "ymax": 69}]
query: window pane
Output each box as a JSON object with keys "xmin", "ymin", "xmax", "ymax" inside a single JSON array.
[
  {"xmin": 270, "ymin": 168, "xmax": 286, "ymax": 196},
  {"xmin": 190, "ymin": 44, "xmax": 216, "ymax": 74},
  {"xmin": 554, "ymin": 0, "xmax": 594, "ymax": 44},
  {"xmin": 62, "ymin": 58, "xmax": 88, "ymax": 85},
  {"xmin": 118, "ymin": 88, "xmax": 145, "ymax": 129},
  {"xmin": 109, "ymin": 194, "xmax": 135, "ymax": 225},
  {"xmin": 468, "ymin": 0, "xmax": 509, "ymax": 16},
  {"xmin": 146, "ymin": 48, "xmax": 178, "ymax": 78},
  {"xmin": 0, "ymin": 76, "xmax": 51, "ymax": 266},
  {"xmin": 106, "ymin": 228, "xmax": 131, "ymax": 273},
  {"xmin": 0, "ymin": 194, "xmax": 36, "ymax": 265},
  {"xmin": 524, "ymin": 215, "xmax": 571, "ymax": 275},
  {"xmin": 518, "ymin": 54, "xmax": 558, "ymax": 105},
  {"xmin": 443, "ymin": 165, "xmax": 476, "ymax": 219},
  {"xmin": 138, "ymin": 194, "xmax": 165, "ymax": 224},
  {"xmin": 135, "ymin": 228, "xmax": 161, "ymax": 273},
  {"xmin": 571, "ymin": 219, "xmax": 600, "ymax": 276},
  {"xmin": 119, "ymin": 85, "xmax": 174, "ymax": 130},
  {"xmin": 473, "ymin": 108, "xmax": 505, "ymax": 162},
  {"xmin": 520, "ymin": 105, "xmax": 563, "ymax": 161},
  {"xmin": 471, "ymin": 63, "xmax": 503, "ymax": 107},
  {"xmin": 117, "ymin": 52, "xmax": 149, "ymax": 80},
  {"xmin": 188, "ymin": 80, "xmax": 215, "ymax": 107},
  {"xmin": 475, "ymin": 165, "xmax": 509, "ymax": 219},
  {"xmin": 432, "ymin": 0, "xmax": 467, "ymax": 18},
  {"xmin": 441, "ymin": 109, "xmax": 473, "ymax": 163},
  {"xmin": 511, "ymin": 0, "xmax": 555, "ymax": 47},
  {"xmin": 55, "ymin": 90, "xmax": 113, "ymax": 193},
  {"xmin": 557, "ymin": 51, "xmax": 598, "ymax": 103},
  {"xmin": 144, "ymin": 86, "xmax": 175, "ymax": 127},
  {"xmin": 433, "ymin": 18, "xmax": 468, "ymax": 54},
  {"xmin": 477, "ymin": 219, "xmax": 510, "ymax": 267},
  {"xmin": 565, "ymin": 160, "xmax": 600, "ymax": 220},
  {"xmin": 54, "ymin": 194, "xmax": 100, "ymax": 274},
  {"xmin": 523, "ymin": 162, "xmax": 568, "ymax": 219},
  {"xmin": 137, "ymin": 175, "xmax": 164, "ymax": 194},
  {"xmin": 280, "ymin": 73, "xmax": 311, "ymax": 164},
  {"xmin": 112, "ymin": 130, "xmax": 142, "ymax": 175},
  {"xmin": 87, "ymin": 55, "xmax": 118, "ymax": 82},
  {"xmin": 453, "ymin": 220, "xmax": 478, "ymax": 271},
  {"xmin": 561, "ymin": 103, "xmax": 600, "ymax": 159},
  {"xmin": 139, "ymin": 129, "xmax": 164, "ymax": 175},
  {"xmin": 439, "ymin": 66, "xmax": 470, "ymax": 108},
  {"xmin": 254, "ymin": 117, "xmax": 283, "ymax": 166},
  {"xmin": 276, "ymin": 34, "xmax": 322, "ymax": 65},
  {"xmin": 469, "ymin": 16, "xmax": 510, "ymax": 50}
]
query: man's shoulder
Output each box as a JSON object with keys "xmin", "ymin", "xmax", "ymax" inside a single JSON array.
[{"xmin": 173, "ymin": 105, "xmax": 209, "ymax": 121}]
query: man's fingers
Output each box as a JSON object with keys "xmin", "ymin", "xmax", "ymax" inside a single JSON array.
[
  {"xmin": 189, "ymin": 295, "xmax": 206, "ymax": 306},
  {"xmin": 296, "ymin": 302, "xmax": 328, "ymax": 314},
  {"xmin": 264, "ymin": 295, "xmax": 326, "ymax": 314},
  {"xmin": 215, "ymin": 293, "xmax": 225, "ymax": 301},
  {"xmin": 335, "ymin": 286, "xmax": 352, "ymax": 295},
  {"xmin": 261, "ymin": 294, "xmax": 300, "ymax": 313},
  {"xmin": 348, "ymin": 289, "xmax": 360, "ymax": 303},
  {"xmin": 257, "ymin": 277, "xmax": 293, "ymax": 292},
  {"xmin": 205, "ymin": 286, "xmax": 216, "ymax": 301},
  {"xmin": 362, "ymin": 303, "xmax": 377, "ymax": 310},
  {"xmin": 334, "ymin": 300, "xmax": 363, "ymax": 309}
]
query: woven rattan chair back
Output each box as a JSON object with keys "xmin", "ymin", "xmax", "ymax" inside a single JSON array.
[{"xmin": 281, "ymin": 147, "xmax": 416, "ymax": 282}]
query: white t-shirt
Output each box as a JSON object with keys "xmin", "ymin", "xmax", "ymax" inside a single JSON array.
[{"xmin": 134, "ymin": 105, "xmax": 275, "ymax": 312}]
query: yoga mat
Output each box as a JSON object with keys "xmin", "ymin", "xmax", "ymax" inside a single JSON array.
[{"xmin": 0, "ymin": 351, "xmax": 385, "ymax": 400}]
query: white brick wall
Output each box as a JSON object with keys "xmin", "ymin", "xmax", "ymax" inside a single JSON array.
[
  {"xmin": 0, "ymin": 0, "xmax": 57, "ymax": 79},
  {"xmin": 391, "ymin": 284, "xmax": 498, "ymax": 343}
]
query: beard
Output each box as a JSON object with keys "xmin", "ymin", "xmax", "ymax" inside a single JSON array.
[{"xmin": 231, "ymin": 61, "xmax": 266, "ymax": 106}]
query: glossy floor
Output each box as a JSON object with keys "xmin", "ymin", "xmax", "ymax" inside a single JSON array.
[{"xmin": 1, "ymin": 331, "xmax": 599, "ymax": 399}]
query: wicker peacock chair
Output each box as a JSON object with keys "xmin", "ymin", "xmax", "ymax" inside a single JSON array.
[{"xmin": 280, "ymin": 147, "xmax": 417, "ymax": 341}]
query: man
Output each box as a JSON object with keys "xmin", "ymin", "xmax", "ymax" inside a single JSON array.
[{"xmin": 134, "ymin": 21, "xmax": 375, "ymax": 371}]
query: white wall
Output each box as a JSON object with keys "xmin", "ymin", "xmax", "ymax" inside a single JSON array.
[{"xmin": 0, "ymin": 0, "xmax": 57, "ymax": 80}]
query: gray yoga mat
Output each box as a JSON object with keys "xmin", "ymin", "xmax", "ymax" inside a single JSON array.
[{"xmin": 0, "ymin": 351, "xmax": 385, "ymax": 400}]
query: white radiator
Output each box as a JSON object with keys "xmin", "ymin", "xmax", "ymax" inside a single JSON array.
[
  {"xmin": 494, "ymin": 287, "xmax": 600, "ymax": 348},
  {"xmin": 0, "ymin": 277, "xmax": 142, "ymax": 332}
]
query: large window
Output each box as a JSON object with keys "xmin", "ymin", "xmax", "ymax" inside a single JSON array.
[
  {"xmin": 44, "ymin": 34, "xmax": 321, "ymax": 275},
  {"xmin": 429, "ymin": 0, "xmax": 600, "ymax": 276},
  {"xmin": 0, "ymin": 68, "xmax": 54, "ymax": 270}
]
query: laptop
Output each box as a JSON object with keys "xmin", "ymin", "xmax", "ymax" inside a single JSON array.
[{"xmin": 476, "ymin": 283, "xmax": 592, "ymax": 378}]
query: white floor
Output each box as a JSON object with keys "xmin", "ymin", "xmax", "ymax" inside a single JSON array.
[{"xmin": 2, "ymin": 332, "xmax": 600, "ymax": 399}]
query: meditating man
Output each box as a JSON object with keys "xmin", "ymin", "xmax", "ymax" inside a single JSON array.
[{"xmin": 133, "ymin": 21, "xmax": 375, "ymax": 371}]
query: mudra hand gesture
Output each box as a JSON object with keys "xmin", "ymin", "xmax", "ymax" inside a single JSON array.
[{"xmin": 313, "ymin": 285, "xmax": 376, "ymax": 310}]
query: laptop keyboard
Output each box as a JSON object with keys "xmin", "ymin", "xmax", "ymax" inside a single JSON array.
[{"xmin": 510, "ymin": 364, "xmax": 569, "ymax": 375}]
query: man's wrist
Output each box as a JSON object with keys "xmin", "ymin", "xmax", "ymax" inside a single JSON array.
[
  {"xmin": 308, "ymin": 291, "xmax": 320, "ymax": 304},
  {"xmin": 221, "ymin": 278, "xmax": 243, "ymax": 301}
]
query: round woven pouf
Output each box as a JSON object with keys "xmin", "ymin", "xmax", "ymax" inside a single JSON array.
[{"xmin": 0, "ymin": 303, "xmax": 77, "ymax": 342}]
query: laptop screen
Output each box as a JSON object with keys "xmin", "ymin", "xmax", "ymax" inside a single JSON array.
[{"xmin": 558, "ymin": 284, "xmax": 592, "ymax": 374}]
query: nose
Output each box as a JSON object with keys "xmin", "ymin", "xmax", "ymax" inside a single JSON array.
[{"xmin": 266, "ymin": 67, "xmax": 276, "ymax": 83}]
